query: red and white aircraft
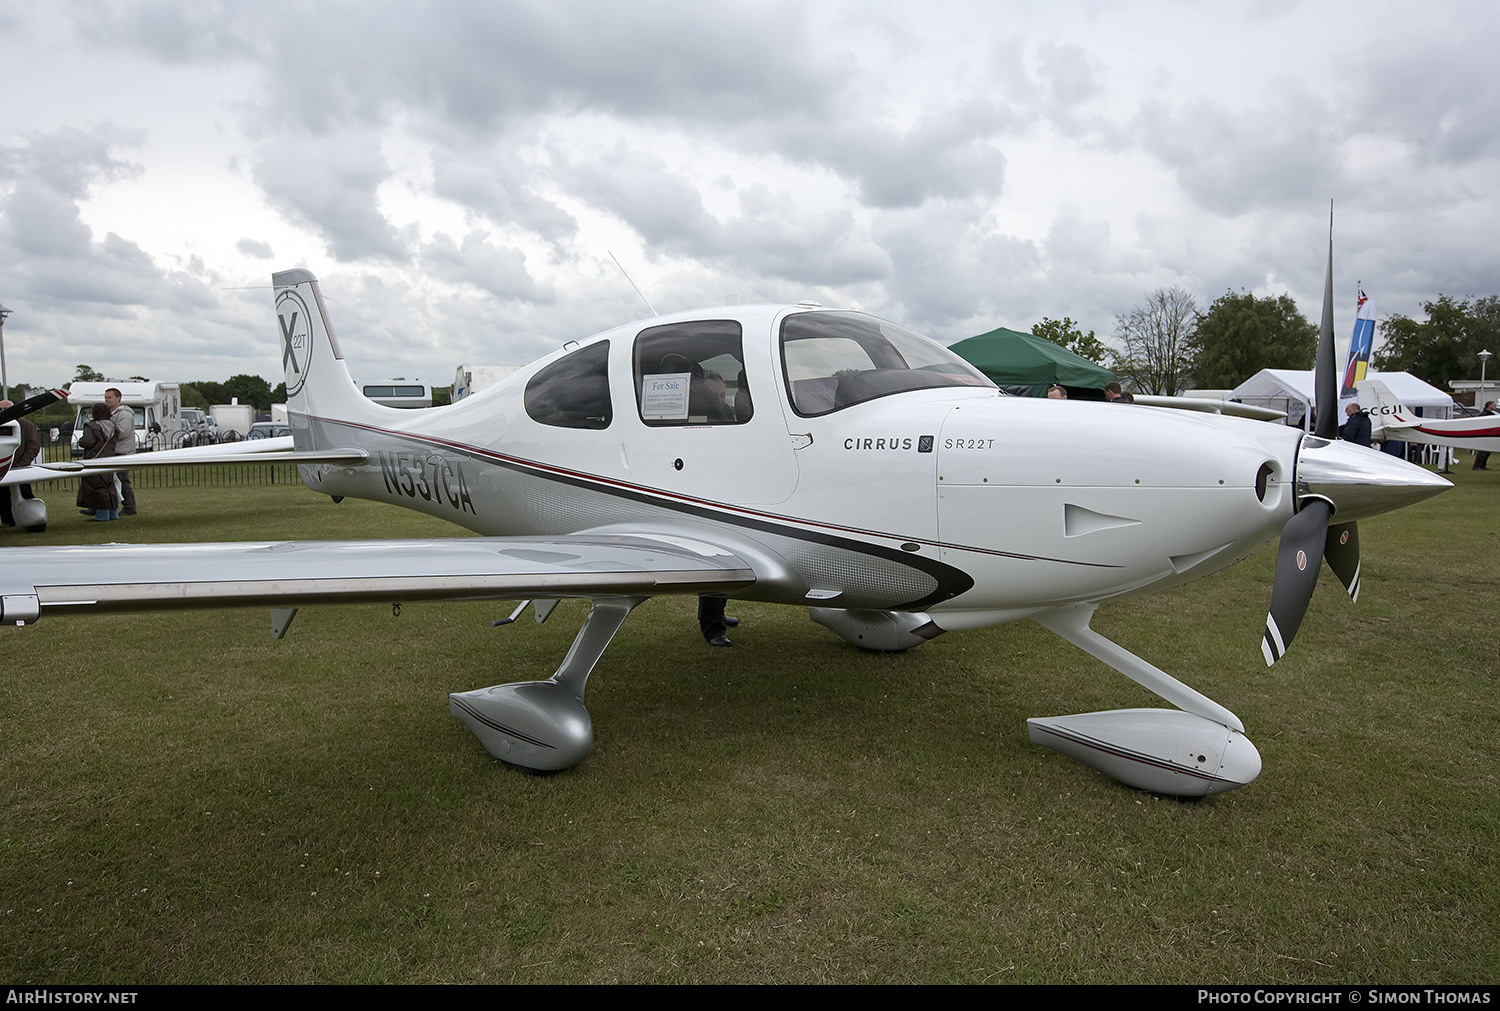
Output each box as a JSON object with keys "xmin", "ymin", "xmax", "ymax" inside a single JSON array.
[
  {"xmin": 1357, "ymin": 378, "xmax": 1500, "ymax": 453},
  {"xmin": 0, "ymin": 267, "xmax": 1450, "ymax": 795}
]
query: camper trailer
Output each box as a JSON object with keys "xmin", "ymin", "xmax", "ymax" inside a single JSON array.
[{"xmin": 68, "ymin": 381, "xmax": 182, "ymax": 455}]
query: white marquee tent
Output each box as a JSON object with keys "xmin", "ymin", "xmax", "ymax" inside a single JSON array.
[{"xmin": 1228, "ymin": 370, "xmax": 1454, "ymax": 431}]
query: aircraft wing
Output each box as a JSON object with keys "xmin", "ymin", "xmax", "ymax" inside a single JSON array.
[
  {"xmin": 2, "ymin": 436, "xmax": 367, "ymax": 486},
  {"xmin": 0, "ymin": 532, "xmax": 755, "ymax": 624},
  {"xmin": 1130, "ymin": 395, "xmax": 1288, "ymax": 421}
]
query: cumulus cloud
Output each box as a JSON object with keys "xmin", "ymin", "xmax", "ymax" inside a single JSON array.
[
  {"xmin": 5, "ymin": 0, "xmax": 1499, "ymax": 385},
  {"xmin": 1134, "ymin": 92, "xmax": 1348, "ymax": 216},
  {"xmin": 428, "ymin": 135, "xmax": 576, "ymax": 241},
  {"xmin": 560, "ymin": 143, "xmax": 889, "ymax": 287},
  {"xmin": 0, "ymin": 127, "xmax": 257, "ymax": 381},
  {"xmin": 0, "ymin": 127, "xmax": 163, "ymax": 307},
  {"xmin": 251, "ymin": 128, "xmax": 409, "ymax": 262},
  {"xmin": 420, "ymin": 230, "xmax": 552, "ymax": 303}
]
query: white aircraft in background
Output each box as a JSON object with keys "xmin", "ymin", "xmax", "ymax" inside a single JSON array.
[
  {"xmin": 1357, "ymin": 378, "xmax": 1500, "ymax": 453},
  {"xmin": 0, "ymin": 260, "xmax": 1449, "ymax": 796}
]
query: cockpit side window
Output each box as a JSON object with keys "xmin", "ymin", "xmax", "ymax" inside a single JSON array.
[
  {"xmin": 633, "ymin": 320, "xmax": 751, "ymax": 426},
  {"xmin": 780, "ymin": 312, "xmax": 992, "ymax": 417},
  {"xmin": 524, "ymin": 340, "xmax": 612, "ymax": 430}
]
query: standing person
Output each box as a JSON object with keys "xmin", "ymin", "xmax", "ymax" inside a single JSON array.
[
  {"xmin": 104, "ymin": 387, "xmax": 137, "ymax": 515},
  {"xmin": 1341, "ymin": 402, "xmax": 1373, "ymax": 448},
  {"xmin": 77, "ymin": 403, "xmax": 119, "ymax": 521},
  {"xmin": 697, "ymin": 597, "xmax": 740, "ymax": 648},
  {"xmin": 1474, "ymin": 401, "xmax": 1497, "ymax": 471},
  {"xmin": 0, "ymin": 400, "xmax": 42, "ymax": 528}
]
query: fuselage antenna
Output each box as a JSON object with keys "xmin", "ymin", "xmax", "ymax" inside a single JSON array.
[{"xmin": 608, "ymin": 251, "xmax": 660, "ymax": 317}]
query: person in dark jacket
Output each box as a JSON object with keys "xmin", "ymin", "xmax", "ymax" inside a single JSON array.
[
  {"xmin": 76, "ymin": 403, "xmax": 119, "ymax": 521},
  {"xmin": 1474, "ymin": 401, "xmax": 1496, "ymax": 471},
  {"xmin": 1341, "ymin": 402, "xmax": 1372, "ymax": 447}
]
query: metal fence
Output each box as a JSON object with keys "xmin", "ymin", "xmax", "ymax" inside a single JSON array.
[{"xmin": 29, "ymin": 442, "xmax": 301, "ymax": 491}]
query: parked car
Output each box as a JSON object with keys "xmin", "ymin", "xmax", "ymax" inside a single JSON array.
[
  {"xmin": 179, "ymin": 408, "xmax": 215, "ymax": 446},
  {"xmin": 245, "ymin": 422, "xmax": 291, "ymax": 441}
]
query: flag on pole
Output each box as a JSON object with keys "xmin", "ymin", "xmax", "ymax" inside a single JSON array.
[{"xmin": 1340, "ymin": 286, "xmax": 1375, "ymax": 397}]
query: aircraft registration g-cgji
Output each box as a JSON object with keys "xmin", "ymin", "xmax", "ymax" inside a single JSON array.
[{"xmin": 0, "ymin": 264, "xmax": 1450, "ymax": 796}]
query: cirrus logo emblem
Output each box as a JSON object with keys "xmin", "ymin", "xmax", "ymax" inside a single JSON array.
[{"xmin": 1296, "ymin": 549, "xmax": 1308, "ymax": 571}]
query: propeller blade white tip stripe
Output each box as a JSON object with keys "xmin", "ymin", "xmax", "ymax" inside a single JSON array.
[{"xmin": 1263, "ymin": 613, "xmax": 1286, "ymax": 666}]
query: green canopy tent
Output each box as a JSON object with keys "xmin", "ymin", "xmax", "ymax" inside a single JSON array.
[{"xmin": 949, "ymin": 327, "xmax": 1115, "ymax": 398}]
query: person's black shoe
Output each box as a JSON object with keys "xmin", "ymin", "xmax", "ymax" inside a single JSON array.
[
  {"xmin": 120, "ymin": 509, "xmax": 137, "ymax": 516},
  {"xmin": 707, "ymin": 634, "xmax": 733, "ymax": 647},
  {"xmin": 79, "ymin": 509, "xmax": 94, "ymax": 515},
  {"xmin": 724, "ymin": 616, "xmax": 740, "ymax": 627}
]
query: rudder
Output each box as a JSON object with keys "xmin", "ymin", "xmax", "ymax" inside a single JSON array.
[{"xmin": 274, "ymin": 269, "xmax": 379, "ymax": 429}]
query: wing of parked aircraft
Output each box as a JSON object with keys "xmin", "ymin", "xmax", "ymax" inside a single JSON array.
[
  {"xmin": 1130, "ymin": 395, "xmax": 1287, "ymax": 421},
  {"xmin": 0, "ymin": 531, "xmax": 753, "ymax": 621}
]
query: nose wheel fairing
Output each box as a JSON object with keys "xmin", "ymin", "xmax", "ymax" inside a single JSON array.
[
  {"xmin": 1027, "ymin": 603, "xmax": 1262, "ymax": 795},
  {"xmin": 1027, "ymin": 709, "xmax": 1262, "ymax": 797}
]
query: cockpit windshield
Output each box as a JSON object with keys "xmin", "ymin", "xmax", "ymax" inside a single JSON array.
[{"xmin": 779, "ymin": 311, "xmax": 993, "ymax": 417}]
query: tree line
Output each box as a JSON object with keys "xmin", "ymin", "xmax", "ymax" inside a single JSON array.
[{"xmin": 1031, "ymin": 289, "xmax": 1499, "ymax": 396}]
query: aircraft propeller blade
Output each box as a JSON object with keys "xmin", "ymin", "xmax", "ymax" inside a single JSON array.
[
  {"xmin": 0, "ymin": 389, "xmax": 67, "ymax": 426},
  {"xmin": 1262, "ymin": 498, "xmax": 1334, "ymax": 667},
  {"xmin": 1324, "ymin": 521, "xmax": 1361, "ymax": 602},
  {"xmin": 1313, "ymin": 204, "xmax": 1338, "ymax": 440}
]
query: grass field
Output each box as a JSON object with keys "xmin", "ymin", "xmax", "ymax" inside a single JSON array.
[{"xmin": 2, "ymin": 468, "xmax": 1496, "ymax": 983}]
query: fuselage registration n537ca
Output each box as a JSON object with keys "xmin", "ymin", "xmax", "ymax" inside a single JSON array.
[{"xmin": 0, "ymin": 269, "xmax": 1449, "ymax": 796}]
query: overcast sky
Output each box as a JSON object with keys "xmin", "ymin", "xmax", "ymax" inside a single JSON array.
[{"xmin": 3, "ymin": 0, "xmax": 1498, "ymax": 390}]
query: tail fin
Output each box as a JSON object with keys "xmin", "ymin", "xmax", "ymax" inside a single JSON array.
[
  {"xmin": 274, "ymin": 269, "xmax": 381, "ymax": 430},
  {"xmin": 1356, "ymin": 379, "xmax": 1415, "ymax": 430}
]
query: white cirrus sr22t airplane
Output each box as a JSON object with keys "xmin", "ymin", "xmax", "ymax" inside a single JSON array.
[{"xmin": 0, "ymin": 267, "xmax": 1450, "ymax": 796}]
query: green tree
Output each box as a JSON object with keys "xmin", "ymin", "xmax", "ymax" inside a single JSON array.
[
  {"xmin": 179, "ymin": 384, "xmax": 209, "ymax": 411},
  {"xmin": 73, "ymin": 364, "xmax": 105, "ymax": 383},
  {"xmin": 1111, "ymin": 287, "xmax": 1198, "ymax": 395},
  {"xmin": 1032, "ymin": 316, "xmax": 1109, "ymax": 364},
  {"xmin": 223, "ymin": 374, "xmax": 274, "ymax": 412},
  {"xmin": 1374, "ymin": 294, "xmax": 1500, "ymax": 390},
  {"xmin": 186, "ymin": 380, "xmax": 228, "ymax": 406},
  {"xmin": 1188, "ymin": 290, "xmax": 1317, "ymax": 389}
]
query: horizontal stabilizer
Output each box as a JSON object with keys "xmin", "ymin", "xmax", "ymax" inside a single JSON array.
[{"xmin": 4, "ymin": 437, "xmax": 366, "ymax": 486}]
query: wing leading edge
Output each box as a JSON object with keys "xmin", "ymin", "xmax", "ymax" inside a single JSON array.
[{"xmin": 0, "ymin": 533, "xmax": 755, "ymax": 624}]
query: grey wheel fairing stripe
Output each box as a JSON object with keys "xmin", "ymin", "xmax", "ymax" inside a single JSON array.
[{"xmin": 302, "ymin": 416, "xmax": 1112, "ymax": 611}]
